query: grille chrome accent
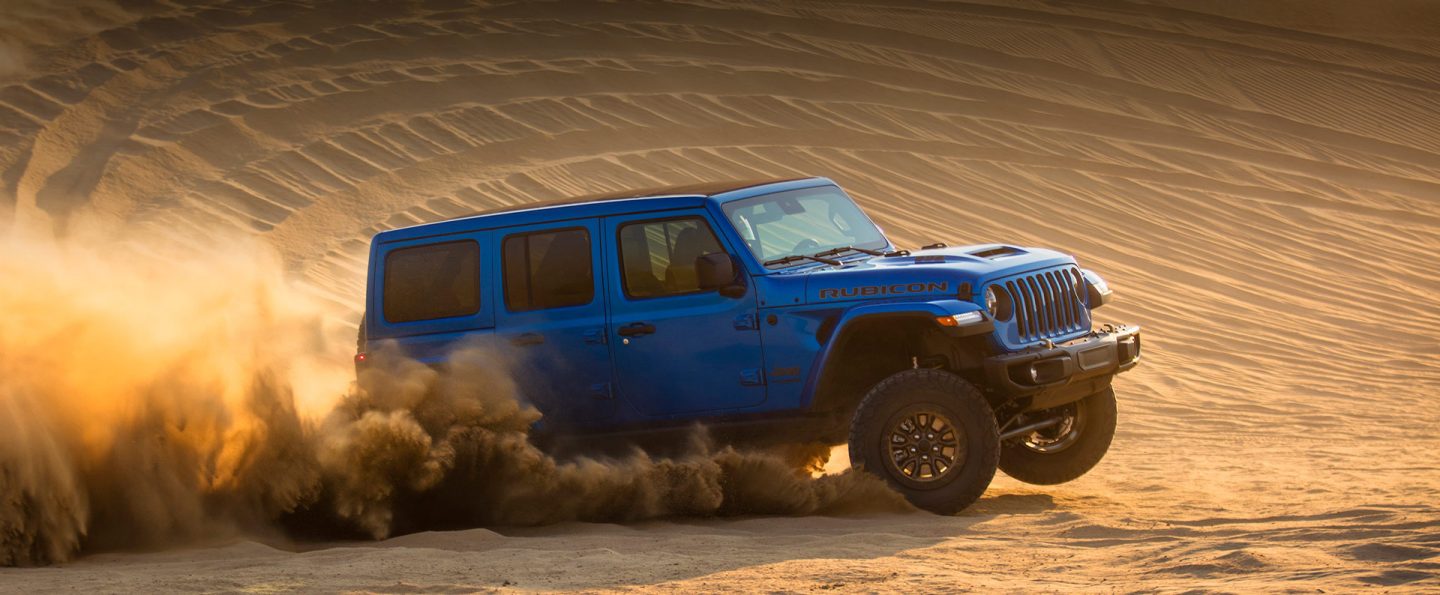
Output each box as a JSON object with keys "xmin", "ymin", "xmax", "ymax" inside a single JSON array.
[{"xmin": 1008, "ymin": 267, "xmax": 1087, "ymax": 342}]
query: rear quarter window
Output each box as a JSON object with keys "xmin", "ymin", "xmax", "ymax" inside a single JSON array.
[{"xmin": 383, "ymin": 240, "xmax": 481, "ymax": 323}]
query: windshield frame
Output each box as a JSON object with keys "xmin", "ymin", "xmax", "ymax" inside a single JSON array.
[{"xmin": 720, "ymin": 186, "xmax": 890, "ymax": 270}]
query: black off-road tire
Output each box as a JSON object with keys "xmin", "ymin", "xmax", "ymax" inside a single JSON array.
[
  {"xmin": 849, "ymin": 369, "xmax": 1000, "ymax": 515},
  {"xmin": 998, "ymin": 388, "xmax": 1117, "ymax": 485}
]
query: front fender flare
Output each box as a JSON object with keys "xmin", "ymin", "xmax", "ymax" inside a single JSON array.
[{"xmin": 799, "ymin": 299, "xmax": 991, "ymax": 408}]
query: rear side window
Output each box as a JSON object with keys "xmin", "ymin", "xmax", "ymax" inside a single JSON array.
[
  {"xmin": 503, "ymin": 228, "xmax": 594, "ymax": 311},
  {"xmin": 618, "ymin": 217, "xmax": 725, "ymax": 298},
  {"xmin": 383, "ymin": 240, "xmax": 481, "ymax": 323}
]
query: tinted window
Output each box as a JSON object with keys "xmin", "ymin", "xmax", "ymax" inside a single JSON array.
[
  {"xmin": 619, "ymin": 217, "xmax": 725, "ymax": 298},
  {"xmin": 383, "ymin": 240, "xmax": 481, "ymax": 323},
  {"xmin": 503, "ymin": 228, "xmax": 594, "ymax": 311}
]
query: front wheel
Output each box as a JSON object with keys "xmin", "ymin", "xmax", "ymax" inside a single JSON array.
[
  {"xmin": 998, "ymin": 388, "xmax": 1117, "ymax": 485},
  {"xmin": 849, "ymin": 369, "xmax": 999, "ymax": 515}
]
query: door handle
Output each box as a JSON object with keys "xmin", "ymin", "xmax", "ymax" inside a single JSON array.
[
  {"xmin": 509, "ymin": 332, "xmax": 545, "ymax": 347},
  {"xmin": 617, "ymin": 322, "xmax": 656, "ymax": 337}
]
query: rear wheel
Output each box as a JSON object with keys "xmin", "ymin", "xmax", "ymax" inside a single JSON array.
[
  {"xmin": 849, "ymin": 369, "xmax": 999, "ymax": 515},
  {"xmin": 998, "ymin": 388, "xmax": 1117, "ymax": 485}
]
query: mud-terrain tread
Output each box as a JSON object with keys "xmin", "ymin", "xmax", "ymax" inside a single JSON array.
[
  {"xmin": 998, "ymin": 388, "xmax": 1117, "ymax": 485},
  {"xmin": 849, "ymin": 368, "xmax": 999, "ymax": 515}
]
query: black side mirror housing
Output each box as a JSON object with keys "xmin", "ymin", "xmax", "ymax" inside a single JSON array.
[
  {"xmin": 697, "ymin": 253, "xmax": 745, "ymax": 298},
  {"xmin": 1081, "ymin": 268, "xmax": 1112, "ymax": 309}
]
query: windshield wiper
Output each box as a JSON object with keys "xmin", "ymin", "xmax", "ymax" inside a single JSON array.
[
  {"xmin": 764, "ymin": 254, "xmax": 843, "ymax": 267},
  {"xmin": 812, "ymin": 245, "xmax": 885, "ymax": 258}
]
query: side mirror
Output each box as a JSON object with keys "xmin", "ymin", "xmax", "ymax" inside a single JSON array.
[
  {"xmin": 697, "ymin": 253, "xmax": 745, "ymax": 298},
  {"xmin": 1081, "ymin": 268, "xmax": 1112, "ymax": 308}
]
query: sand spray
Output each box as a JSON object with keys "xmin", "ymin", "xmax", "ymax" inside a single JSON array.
[{"xmin": 0, "ymin": 230, "xmax": 906, "ymax": 565}]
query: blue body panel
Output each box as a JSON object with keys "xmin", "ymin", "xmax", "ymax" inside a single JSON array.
[
  {"xmin": 363, "ymin": 177, "xmax": 1097, "ymax": 432},
  {"xmin": 491, "ymin": 219, "xmax": 616, "ymax": 426},
  {"xmin": 797, "ymin": 246, "xmax": 1090, "ymax": 352},
  {"xmin": 600, "ymin": 209, "xmax": 768, "ymax": 421}
]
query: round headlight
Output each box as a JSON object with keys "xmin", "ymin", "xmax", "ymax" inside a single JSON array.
[{"xmin": 986, "ymin": 285, "xmax": 1014, "ymax": 321}]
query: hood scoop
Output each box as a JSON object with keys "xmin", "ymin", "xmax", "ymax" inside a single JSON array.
[
  {"xmin": 867, "ymin": 244, "xmax": 1035, "ymax": 267},
  {"xmin": 967, "ymin": 245, "xmax": 1027, "ymax": 260}
]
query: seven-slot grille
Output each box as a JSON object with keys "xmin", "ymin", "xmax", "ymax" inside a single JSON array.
[{"xmin": 1004, "ymin": 267, "xmax": 1087, "ymax": 341}]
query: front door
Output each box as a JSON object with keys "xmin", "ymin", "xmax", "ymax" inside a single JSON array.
[
  {"xmin": 604, "ymin": 212, "xmax": 766, "ymax": 417},
  {"xmin": 494, "ymin": 220, "xmax": 614, "ymax": 428}
]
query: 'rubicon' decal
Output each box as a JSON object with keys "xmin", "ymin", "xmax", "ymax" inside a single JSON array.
[{"xmin": 818, "ymin": 282, "xmax": 949, "ymax": 299}]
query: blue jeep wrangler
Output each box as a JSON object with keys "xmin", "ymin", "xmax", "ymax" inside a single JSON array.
[{"xmin": 359, "ymin": 177, "xmax": 1140, "ymax": 513}]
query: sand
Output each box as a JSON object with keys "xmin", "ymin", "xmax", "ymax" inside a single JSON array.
[{"xmin": 1, "ymin": 0, "xmax": 1438, "ymax": 591}]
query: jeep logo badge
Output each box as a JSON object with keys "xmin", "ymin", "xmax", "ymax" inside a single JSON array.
[{"xmin": 818, "ymin": 282, "xmax": 949, "ymax": 299}]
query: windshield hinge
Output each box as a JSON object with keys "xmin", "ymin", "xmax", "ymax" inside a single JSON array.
[{"xmin": 739, "ymin": 368, "xmax": 765, "ymax": 385}]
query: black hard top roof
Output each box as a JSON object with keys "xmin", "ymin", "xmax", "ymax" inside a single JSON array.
[{"xmin": 471, "ymin": 177, "xmax": 809, "ymax": 217}]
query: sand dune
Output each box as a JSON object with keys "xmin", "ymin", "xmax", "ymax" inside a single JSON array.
[{"xmin": 2, "ymin": 0, "xmax": 1438, "ymax": 591}]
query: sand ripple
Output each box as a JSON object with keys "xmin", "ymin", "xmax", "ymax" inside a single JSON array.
[{"xmin": 1, "ymin": 0, "xmax": 1437, "ymax": 590}]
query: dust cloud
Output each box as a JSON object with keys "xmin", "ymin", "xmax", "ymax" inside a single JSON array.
[
  {"xmin": 0, "ymin": 228, "xmax": 344, "ymax": 564},
  {"xmin": 0, "ymin": 231, "xmax": 907, "ymax": 566}
]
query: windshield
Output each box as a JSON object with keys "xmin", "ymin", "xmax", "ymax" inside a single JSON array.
[{"xmin": 722, "ymin": 186, "xmax": 888, "ymax": 267}]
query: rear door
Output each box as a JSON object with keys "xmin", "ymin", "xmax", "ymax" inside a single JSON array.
[
  {"xmin": 603, "ymin": 211, "xmax": 766, "ymax": 417},
  {"xmin": 494, "ymin": 220, "xmax": 614, "ymax": 428}
]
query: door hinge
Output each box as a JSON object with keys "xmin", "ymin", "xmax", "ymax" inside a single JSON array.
[
  {"xmin": 733, "ymin": 313, "xmax": 759, "ymax": 331},
  {"xmin": 739, "ymin": 368, "xmax": 765, "ymax": 386}
]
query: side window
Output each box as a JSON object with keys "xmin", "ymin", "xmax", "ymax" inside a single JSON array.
[
  {"xmin": 503, "ymin": 227, "xmax": 595, "ymax": 311},
  {"xmin": 383, "ymin": 240, "xmax": 481, "ymax": 323},
  {"xmin": 619, "ymin": 217, "xmax": 725, "ymax": 298}
]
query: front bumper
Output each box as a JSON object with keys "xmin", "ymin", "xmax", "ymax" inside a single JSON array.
[{"xmin": 983, "ymin": 324, "xmax": 1141, "ymax": 410}]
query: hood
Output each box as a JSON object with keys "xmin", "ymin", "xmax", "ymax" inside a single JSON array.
[{"xmin": 772, "ymin": 244, "xmax": 1078, "ymax": 305}]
